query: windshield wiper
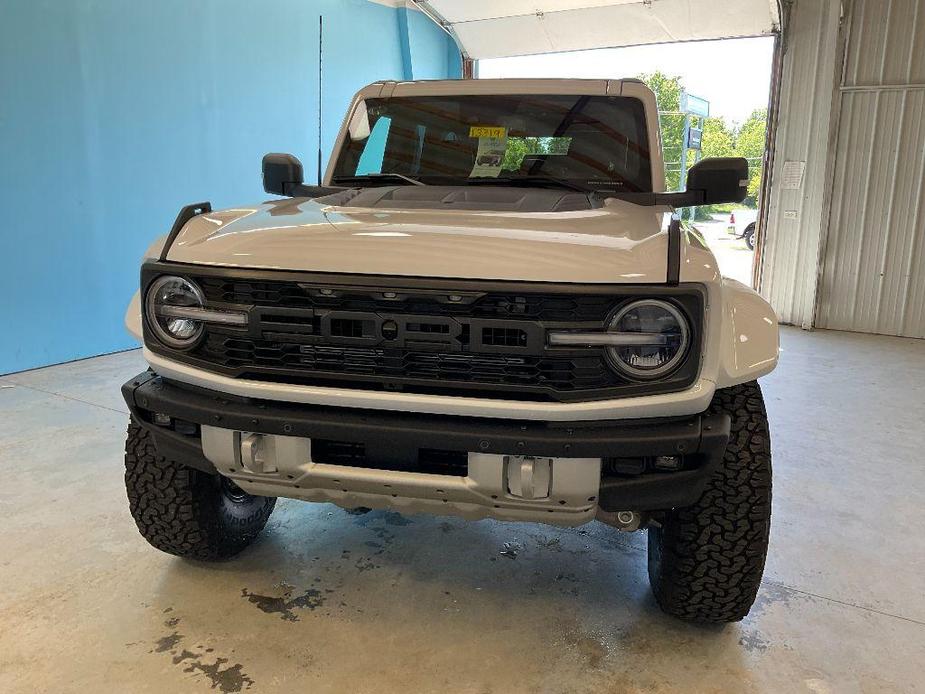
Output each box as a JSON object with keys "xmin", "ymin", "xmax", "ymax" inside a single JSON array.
[
  {"xmin": 332, "ymin": 173, "xmax": 426, "ymax": 187},
  {"xmin": 466, "ymin": 176, "xmax": 592, "ymax": 194}
]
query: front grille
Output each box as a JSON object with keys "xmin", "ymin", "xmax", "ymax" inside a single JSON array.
[
  {"xmin": 143, "ymin": 265, "xmax": 703, "ymax": 402},
  {"xmin": 199, "ymin": 337, "xmax": 618, "ymax": 397}
]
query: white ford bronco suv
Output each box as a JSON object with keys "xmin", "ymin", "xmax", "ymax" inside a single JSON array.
[{"xmin": 122, "ymin": 79, "xmax": 778, "ymax": 623}]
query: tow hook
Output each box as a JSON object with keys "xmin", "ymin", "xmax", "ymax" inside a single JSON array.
[
  {"xmin": 505, "ymin": 455, "xmax": 553, "ymax": 499},
  {"xmin": 240, "ymin": 433, "xmax": 277, "ymax": 474}
]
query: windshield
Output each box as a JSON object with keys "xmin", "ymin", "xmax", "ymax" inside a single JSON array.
[{"xmin": 331, "ymin": 94, "xmax": 653, "ymax": 193}]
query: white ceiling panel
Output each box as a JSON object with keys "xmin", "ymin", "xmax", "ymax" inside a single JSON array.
[
  {"xmin": 426, "ymin": 0, "xmax": 643, "ymax": 23},
  {"xmin": 414, "ymin": 0, "xmax": 781, "ymax": 59}
]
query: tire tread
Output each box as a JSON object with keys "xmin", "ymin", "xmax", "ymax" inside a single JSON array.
[
  {"xmin": 647, "ymin": 381, "xmax": 772, "ymax": 623},
  {"xmin": 124, "ymin": 422, "xmax": 274, "ymax": 560}
]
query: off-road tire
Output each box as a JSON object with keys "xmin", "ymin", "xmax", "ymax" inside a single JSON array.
[
  {"xmin": 647, "ymin": 381, "xmax": 771, "ymax": 623},
  {"xmin": 124, "ymin": 421, "xmax": 276, "ymax": 560}
]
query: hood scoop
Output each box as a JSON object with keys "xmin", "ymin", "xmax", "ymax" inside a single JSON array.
[{"xmin": 316, "ymin": 185, "xmax": 595, "ymax": 212}]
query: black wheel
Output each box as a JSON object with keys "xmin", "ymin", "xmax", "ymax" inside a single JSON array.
[
  {"xmin": 124, "ymin": 421, "xmax": 276, "ymax": 560},
  {"xmin": 647, "ymin": 382, "xmax": 771, "ymax": 623},
  {"xmin": 743, "ymin": 223, "xmax": 756, "ymax": 250}
]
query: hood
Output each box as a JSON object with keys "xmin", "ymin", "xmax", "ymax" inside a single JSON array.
[{"xmin": 164, "ymin": 188, "xmax": 715, "ymax": 284}]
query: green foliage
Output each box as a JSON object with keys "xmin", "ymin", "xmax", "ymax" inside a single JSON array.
[
  {"xmin": 502, "ymin": 137, "xmax": 530, "ymax": 171},
  {"xmin": 501, "ymin": 136, "xmax": 572, "ymax": 171},
  {"xmin": 701, "ymin": 117, "xmax": 736, "ymax": 158},
  {"xmin": 639, "ymin": 71, "xmax": 685, "ymax": 191},
  {"xmin": 736, "ymin": 108, "xmax": 768, "ymax": 201},
  {"xmin": 640, "ymin": 71, "xmax": 682, "ymax": 111},
  {"xmin": 636, "ymin": 73, "xmax": 768, "ymax": 206}
]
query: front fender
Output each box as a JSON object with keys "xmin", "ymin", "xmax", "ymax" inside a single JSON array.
[
  {"xmin": 125, "ymin": 290, "xmax": 143, "ymax": 343},
  {"xmin": 125, "ymin": 235, "xmax": 168, "ymax": 344},
  {"xmin": 714, "ymin": 278, "xmax": 779, "ymax": 388}
]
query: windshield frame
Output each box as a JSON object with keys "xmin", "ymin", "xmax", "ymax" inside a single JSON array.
[{"xmin": 324, "ymin": 79, "xmax": 665, "ymax": 195}]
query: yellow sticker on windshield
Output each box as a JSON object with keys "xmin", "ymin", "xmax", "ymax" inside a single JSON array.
[{"xmin": 469, "ymin": 125, "xmax": 506, "ymax": 139}]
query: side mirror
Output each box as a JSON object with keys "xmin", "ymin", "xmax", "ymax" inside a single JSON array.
[
  {"xmin": 262, "ymin": 153, "xmax": 304, "ymax": 196},
  {"xmin": 686, "ymin": 157, "xmax": 749, "ymax": 204}
]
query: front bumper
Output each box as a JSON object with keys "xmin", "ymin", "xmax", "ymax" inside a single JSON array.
[{"xmin": 123, "ymin": 372, "xmax": 729, "ymax": 526}]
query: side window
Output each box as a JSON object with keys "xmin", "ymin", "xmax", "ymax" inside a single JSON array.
[{"xmin": 355, "ymin": 116, "xmax": 391, "ymax": 175}]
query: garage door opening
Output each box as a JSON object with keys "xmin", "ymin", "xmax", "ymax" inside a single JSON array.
[{"xmin": 479, "ymin": 37, "xmax": 777, "ymax": 287}]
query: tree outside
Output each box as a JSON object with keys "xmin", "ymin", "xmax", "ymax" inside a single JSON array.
[
  {"xmin": 502, "ymin": 136, "xmax": 572, "ymax": 172},
  {"xmin": 736, "ymin": 108, "xmax": 768, "ymax": 201},
  {"xmin": 638, "ymin": 71, "xmax": 767, "ymax": 207},
  {"xmin": 640, "ymin": 72, "xmax": 685, "ymax": 191}
]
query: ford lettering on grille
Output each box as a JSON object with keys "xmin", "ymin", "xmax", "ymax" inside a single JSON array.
[{"xmin": 257, "ymin": 309, "xmax": 545, "ymax": 354}]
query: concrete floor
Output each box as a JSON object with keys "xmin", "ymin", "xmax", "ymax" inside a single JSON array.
[{"xmin": 1, "ymin": 327, "xmax": 923, "ymax": 693}]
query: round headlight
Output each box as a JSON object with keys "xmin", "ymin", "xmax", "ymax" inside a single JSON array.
[
  {"xmin": 145, "ymin": 276, "xmax": 206, "ymax": 348},
  {"xmin": 606, "ymin": 299, "xmax": 690, "ymax": 379}
]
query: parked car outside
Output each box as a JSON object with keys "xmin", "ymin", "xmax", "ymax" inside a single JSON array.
[{"xmin": 728, "ymin": 208, "xmax": 759, "ymax": 250}]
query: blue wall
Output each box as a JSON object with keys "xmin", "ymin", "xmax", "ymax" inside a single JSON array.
[
  {"xmin": 397, "ymin": 6, "xmax": 464, "ymax": 81},
  {"xmin": 0, "ymin": 0, "xmax": 460, "ymax": 374}
]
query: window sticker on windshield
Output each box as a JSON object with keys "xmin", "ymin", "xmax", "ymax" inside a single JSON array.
[
  {"xmin": 469, "ymin": 125, "xmax": 506, "ymax": 139},
  {"xmin": 469, "ymin": 126, "xmax": 507, "ymax": 178}
]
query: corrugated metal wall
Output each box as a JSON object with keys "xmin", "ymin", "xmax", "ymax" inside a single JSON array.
[
  {"xmin": 815, "ymin": 0, "xmax": 925, "ymax": 337},
  {"xmin": 758, "ymin": 0, "xmax": 842, "ymax": 328}
]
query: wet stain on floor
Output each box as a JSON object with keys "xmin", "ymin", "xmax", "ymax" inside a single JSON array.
[
  {"xmin": 554, "ymin": 572, "xmax": 581, "ymax": 596},
  {"xmin": 364, "ymin": 540, "xmax": 385, "ymax": 555},
  {"xmin": 370, "ymin": 526, "xmax": 395, "ymax": 545},
  {"xmin": 561, "ymin": 623, "xmax": 609, "ymax": 669},
  {"xmin": 352, "ymin": 509, "xmax": 413, "ymax": 527},
  {"xmin": 739, "ymin": 629, "xmax": 771, "ymax": 653},
  {"xmin": 354, "ymin": 557, "xmax": 379, "ymax": 572},
  {"xmin": 383, "ymin": 511, "xmax": 412, "ymax": 526},
  {"xmin": 154, "ymin": 631, "xmax": 183, "ymax": 653},
  {"xmin": 534, "ymin": 535, "xmax": 562, "ymax": 552},
  {"xmin": 151, "ymin": 617, "xmax": 253, "ymax": 692},
  {"xmin": 241, "ymin": 583, "xmax": 326, "ymax": 621},
  {"xmin": 753, "ymin": 582, "xmax": 800, "ymax": 615},
  {"xmin": 499, "ymin": 540, "xmax": 523, "ymax": 559},
  {"xmin": 172, "ymin": 650, "xmax": 254, "ymax": 693}
]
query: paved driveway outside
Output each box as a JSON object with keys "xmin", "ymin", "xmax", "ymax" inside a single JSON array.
[{"xmin": 695, "ymin": 216, "xmax": 754, "ymax": 286}]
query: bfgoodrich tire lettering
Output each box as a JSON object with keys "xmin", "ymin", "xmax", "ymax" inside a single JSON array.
[
  {"xmin": 124, "ymin": 421, "xmax": 275, "ymax": 560},
  {"xmin": 647, "ymin": 381, "xmax": 772, "ymax": 623}
]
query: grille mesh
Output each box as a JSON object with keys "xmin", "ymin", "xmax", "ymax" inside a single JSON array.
[
  {"xmin": 150, "ymin": 273, "xmax": 701, "ymax": 402},
  {"xmin": 198, "ymin": 277, "xmax": 615, "ymax": 322},
  {"xmin": 197, "ymin": 335, "xmax": 617, "ymax": 394}
]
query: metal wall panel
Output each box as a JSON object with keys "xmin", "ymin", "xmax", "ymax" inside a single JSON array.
[
  {"xmin": 758, "ymin": 0, "xmax": 842, "ymax": 328},
  {"xmin": 842, "ymin": 0, "xmax": 925, "ymax": 87},
  {"xmin": 816, "ymin": 0, "xmax": 925, "ymax": 337}
]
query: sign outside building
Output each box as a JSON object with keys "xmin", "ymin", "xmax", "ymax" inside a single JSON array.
[{"xmin": 680, "ymin": 92, "xmax": 710, "ymax": 119}]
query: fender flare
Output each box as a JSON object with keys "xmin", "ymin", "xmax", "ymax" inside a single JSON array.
[
  {"xmin": 714, "ymin": 278, "xmax": 779, "ymax": 388},
  {"xmin": 125, "ymin": 290, "xmax": 143, "ymax": 343},
  {"xmin": 125, "ymin": 235, "xmax": 169, "ymax": 343}
]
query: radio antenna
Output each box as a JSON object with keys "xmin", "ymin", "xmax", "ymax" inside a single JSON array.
[{"xmin": 317, "ymin": 15, "xmax": 323, "ymax": 185}]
